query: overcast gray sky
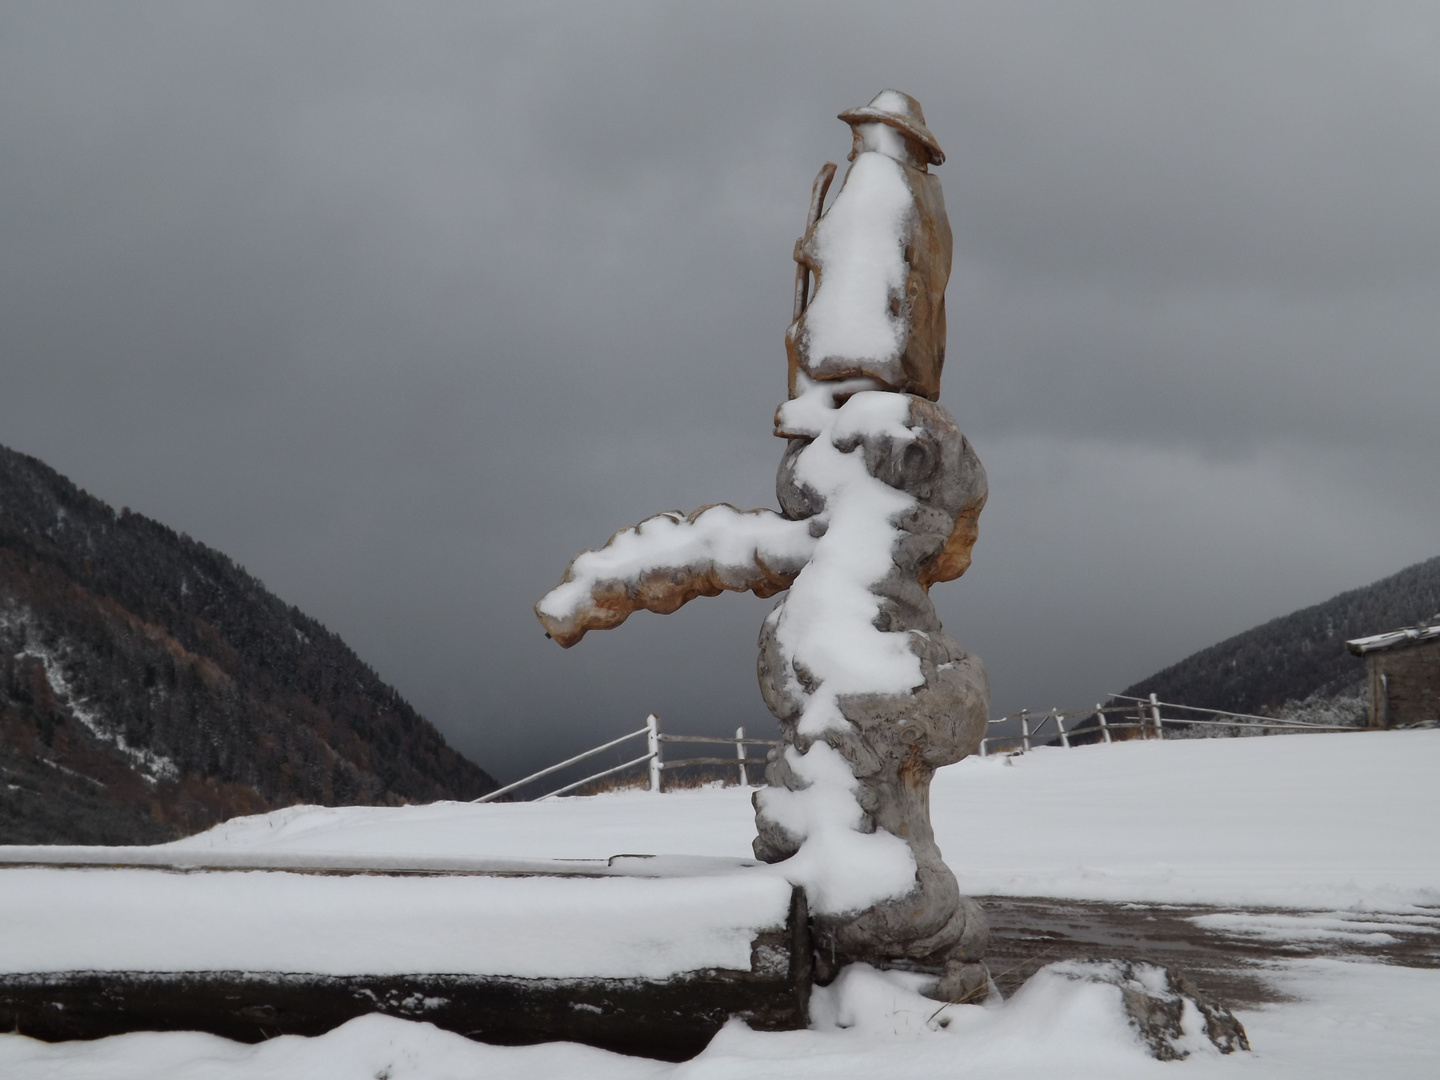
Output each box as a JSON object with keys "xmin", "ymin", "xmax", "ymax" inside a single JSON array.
[{"xmin": 3, "ymin": 2, "xmax": 1438, "ymax": 781}]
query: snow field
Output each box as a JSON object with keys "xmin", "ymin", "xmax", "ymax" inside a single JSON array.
[
  {"xmin": 2, "ymin": 730, "xmax": 1437, "ymax": 1077},
  {"xmin": 934, "ymin": 731, "xmax": 1440, "ymax": 910},
  {"xmin": 167, "ymin": 728, "xmax": 1440, "ymax": 911}
]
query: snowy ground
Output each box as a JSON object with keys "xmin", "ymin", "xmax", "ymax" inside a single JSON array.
[
  {"xmin": 162, "ymin": 729, "xmax": 1440, "ymax": 911},
  {"xmin": 3, "ymin": 730, "xmax": 1438, "ymax": 1078}
]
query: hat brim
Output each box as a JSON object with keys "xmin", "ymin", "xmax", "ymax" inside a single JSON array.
[{"xmin": 838, "ymin": 107, "xmax": 945, "ymax": 165}]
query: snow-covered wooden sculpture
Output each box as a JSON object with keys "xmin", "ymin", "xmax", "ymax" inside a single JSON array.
[{"xmin": 537, "ymin": 91, "xmax": 992, "ymax": 1001}]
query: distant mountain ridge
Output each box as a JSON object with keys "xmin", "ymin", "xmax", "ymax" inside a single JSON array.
[
  {"xmin": 0, "ymin": 443, "xmax": 497, "ymax": 844},
  {"xmin": 1113, "ymin": 555, "xmax": 1440, "ymax": 720}
]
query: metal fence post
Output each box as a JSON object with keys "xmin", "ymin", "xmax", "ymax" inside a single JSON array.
[
  {"xmin": 1054, "ymin": 708, "xmax": 1069, "ymax": 749},
  {"xmin": 1149, "ymin": 692, "xmax": 1163, "ymax": 739},
  {"xmin": 1021, "ymin": 709, "xmax": 1031, "ymax": 753},
  {"xmin": 1095, "ymin": 704, "xmax": 1112, "ymax": 744},
  {"xmin": 735, "ymin": 726, "xmax": 748, "ymax": 787},
  {"xmin": 647, "ymin": 713, "xmax": 662, "ymax": 794}
]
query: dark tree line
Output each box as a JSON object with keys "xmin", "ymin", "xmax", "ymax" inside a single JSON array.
[
  {"xmin": 0, "ymin": 443, "xmax": 497, "ymax": 844},
  {"xmin": 1113, "ymin": 555, "xmax": 1440, "ymax": 719}
]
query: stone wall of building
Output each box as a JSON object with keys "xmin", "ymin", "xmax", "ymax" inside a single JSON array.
[{"xmin": 1366, "ymin": 638, "xmax": 1440, "ymax": 727}]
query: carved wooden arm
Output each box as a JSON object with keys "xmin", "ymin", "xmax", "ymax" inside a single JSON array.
[{"xmin": 535, "ymin": 504, "xmax": 815, "ymax": 648}]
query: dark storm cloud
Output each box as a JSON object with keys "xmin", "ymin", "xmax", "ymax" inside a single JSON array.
[{"xmin": 3, "ymin": 2, "xmax": 1437, "ymax": 779}]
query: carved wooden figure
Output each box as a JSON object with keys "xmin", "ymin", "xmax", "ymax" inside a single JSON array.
[
  {"xmin": 787, "ymin": 90, "xmax": 953, "ymax": 402},
  {"xmin": 536, "ymin": 91, "xmax": 991, "ymax": 1001}
]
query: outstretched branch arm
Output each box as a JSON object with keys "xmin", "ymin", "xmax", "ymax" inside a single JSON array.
[{"xmin": 535, "ymin": 504, "xmax": 815, "ymax": 648}]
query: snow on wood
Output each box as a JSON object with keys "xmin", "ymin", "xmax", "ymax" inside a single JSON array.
[
  {"xmin": 799, "ymin": 152, "xmax": 913, "ymax": 367},
  {"xmin": 1346, "ymin": 620, "xmax": 1440, "ymax": 655},
  {"xmin": 0, "ymin": 864, "xmax": 794, "ymax": 979},
  {"xmin": 535, "ymin": 505, "xmax": 814, "ymax": 648}
]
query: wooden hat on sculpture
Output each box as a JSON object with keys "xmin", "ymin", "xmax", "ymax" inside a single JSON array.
[
  {"xmin": 536, "ymin": 91, "xmax": 992, "ymax": 1002},
  {"xmin": 838, "ymin": 89, "xmax": 945, "ymax": 165}
]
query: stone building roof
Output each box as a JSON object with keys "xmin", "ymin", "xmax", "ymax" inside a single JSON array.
[{"xmin": 1347, "ymin": 619, "xmax": 1440, "ymax": 656}]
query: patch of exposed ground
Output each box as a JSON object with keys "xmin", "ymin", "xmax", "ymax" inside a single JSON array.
[{"xmin": 980, "ymin": 896, "xmax": 1440, "ymax": 1006}]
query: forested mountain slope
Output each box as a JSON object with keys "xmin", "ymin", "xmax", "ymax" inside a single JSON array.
[
  {"xmin": 1115, "ymin": 555, "xmax": 1440, "ymax": 719},
  {"xmin": 0, "ymin": 443, "xmax": 497, "ymax": 844}
]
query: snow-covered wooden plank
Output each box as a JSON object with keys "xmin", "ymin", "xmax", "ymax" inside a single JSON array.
[{"xmin": 0, "ymin": 862, "xmax": 810, "ymax": 1058}]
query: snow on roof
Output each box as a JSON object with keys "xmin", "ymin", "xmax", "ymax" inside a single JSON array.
[{"xmin": 1346, "ymin": 619, "xmax": 1440, "ymax": 655}]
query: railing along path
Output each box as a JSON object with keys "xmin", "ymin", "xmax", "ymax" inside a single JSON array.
[
  {"xmin": 978, "ymin": 692, "xmax": 1361, "ymax": 756},
  {"xmin": 478, "ymin": 692, "xmax": 1366, "ymax": 802},
  {"xmin": 473, "ymin": 715, "xmax": 779, "ymax": 802}
]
